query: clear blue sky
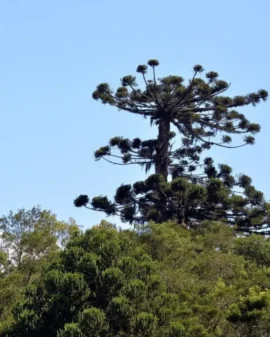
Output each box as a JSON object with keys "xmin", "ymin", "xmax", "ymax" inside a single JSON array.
[{"xmin": 1, "ymin": 0, "xmax": 269, "ymax": 229}]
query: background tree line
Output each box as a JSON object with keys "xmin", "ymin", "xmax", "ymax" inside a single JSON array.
[{"xmin": 1, "ymin": 213, "xmax": 270, "ymax": 337}]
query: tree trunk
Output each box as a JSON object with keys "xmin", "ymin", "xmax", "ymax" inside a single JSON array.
[
  {"xmin": 155, "ymin": 118, "xmax": 171, "ymax": 222},
  {"xmin": 155, "ymin": 118, "xmax": 170, "ymax": 181}
]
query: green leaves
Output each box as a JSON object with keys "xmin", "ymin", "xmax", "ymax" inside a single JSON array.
[
  {"xmin": 136, "ymin": 59, "xmax": 159, "ymax": 75},
  {"xmin": 258, "ymin": 89, "xmax": 268, "ymax": 100},
  {"xmin": 6, "ymin": 222, "xmax": 176, "ymax": 337},
  {"xmin": 234, "ymin": 235, "xmax": 270, "ymax": 267},
  {"xmin": 94, "ymin": 146, "xmax": 110, "ymax": 159},
  {"xmin": 0, "ymin": 207, "xmax": 79, "ymax": 333},
  {"xmin": 137, "ymin": 65, "xmax": 148, "ymax": 74},
  {"xmin": 115, "ymin": 185, "xmax": 133, "ymax": 204},
  {"xmin": 131, "ymin": 312, "xmax": 158, "ymax": 337},
  {"xmin": 205, "ymin": 71, "xmax": 218, "ymax": 80},
  {"xmin": 57, "ymin": 323, "xmax": 85, "ymax": 337},
  {"xmin": 79, "ymin": 308, "xmax": 108, "ymax": 337},
  {"xmin": 82, "ymin": 156, "xmax": 267, "ymax": 229},
  {"xmin": 107, "ymin": 296, "xmax": 131, "ymax": 333},
  {"xmin": 147, "ymin": 59, "xmax": 159, "ymax": 67},
  {"xmin": 193, "ymin": 64, "xmax": 204, "ymax": 72},
  {"xmin": 57, "ymin": 308, "xmax": 108, "ymax": 337},
  {"xmin": 115, "ymin": 86, "xmax": 128, "ymax": 98},
  {"xmin": 90, "ymin": 59, "xmax": 268, "ymax": 155},
  {"xmin": 227, "ymin": 287, "xmax": 270, "ymax": 336},
  {"xmin": 168, "ymin": 321, "xmax": 186, "ymax": 337},
  {"xmin": 120, "ymin": 205, "xmax": 136, "ymax": 223},
  {"xmin": 74, "ymin": 195, "xmax": 89, "ymax": 207},
  {"xmin": 4, "ymin": 220, "xmax": 270, "ymax": 337},
  {"xmin": 121, "ymin": 75, "xmax": 137, "ymax": 87},
  {"xmin": 91, "ymin": 197, "xmax": 116, "ymax": 215}
]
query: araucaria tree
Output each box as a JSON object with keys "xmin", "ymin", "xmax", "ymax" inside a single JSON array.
[{"xmin": 75, "ymin": 60, "xmax": 269, "ymax": 232}]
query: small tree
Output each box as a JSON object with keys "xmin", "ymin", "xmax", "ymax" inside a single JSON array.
[
  {"xmin": 0, "ymin": 206, "xmax": 78, "ymax": 269},
  {"xmin": 75, "ymin": 60, "xmax": 268, "ymax": 231}
]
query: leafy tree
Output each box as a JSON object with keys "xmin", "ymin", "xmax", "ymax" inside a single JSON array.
[
  {"xmin": 5, "ymin": 222, "xmax": 209, "ymax": 337},
  {"xmin": 227, "ymin": 286, "xmax": 270, "ymax": 336},
  {"xmin": 74, "ymin": 60, "xmax": 268, "ymax": 232},
  {"xmin": 5, "ymin": 220, "xmax": 270, "ymax": 337},
  {"xmin": 0, "ymin": 206, "xmax": 78, "ymax": 333},
  {"xmin": 138, "ymin": 221, "xmax": 270, "ymax": 336}
]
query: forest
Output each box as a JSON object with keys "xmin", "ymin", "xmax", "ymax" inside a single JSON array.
[{"xmin": 1, "ymin": 60, "xmax": 270, "ymax": 337}]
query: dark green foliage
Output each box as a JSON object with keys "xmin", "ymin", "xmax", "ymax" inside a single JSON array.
[
  {"xmin": 227, "ymin": 287, "xmax": 270, "ymax": 336},
  {"xmin": 5, "ymin": 220, "xmax": 270, "ymax": 337},
  {"xmin": 76, "ymin": 160, "xmax": 269, "ymax": 229},
  {"xmin": 139, "ymin": 221, "xmax": 270, "ymax": 337},
  {"xmin": 234, "ymin": 234, "xmax": 270, "ymax": 266},
  {"xmin": 91, "ymin": 59, "xmax": 266, "ymax": 158},
  {"xmin": 0, "ymin": 207, "xmax": 79, "ymax": 334},
  {"xmin": 74, "ymin": 195, "xmax": 89, "ymax": 207},
  {"xmin": 5, "ymin": 222, "xmax": 183, "ymax": 337},
  {"xmin": 75, "ymin": 59, "xmax": 268, "ymax": 233}
]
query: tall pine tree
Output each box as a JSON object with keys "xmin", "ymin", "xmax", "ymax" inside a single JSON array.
[{"xmin": 75, "ymin": 60, "xmax": 269, "ymax": 232}]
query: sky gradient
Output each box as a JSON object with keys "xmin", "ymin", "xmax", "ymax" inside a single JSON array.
[{"xmin": 1, "ymin": 0, "xmax": 269, "ymax": 229}]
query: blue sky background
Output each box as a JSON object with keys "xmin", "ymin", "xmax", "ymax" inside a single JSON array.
[{"xmin": 0, "ymin": 0, "xmax": 269, "ymax": 229}]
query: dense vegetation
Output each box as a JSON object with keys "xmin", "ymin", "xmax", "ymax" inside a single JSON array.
[
  {"xmin": 2, "ymin": 219, "xmax": 270, "ymax": 337},
  {"xmin": 1, "ymin": 60, "xmax": 269, "ymax": 336},
  {"xmin": 0, "ymin": 207, "xmax": 78, "ymax": 334}
]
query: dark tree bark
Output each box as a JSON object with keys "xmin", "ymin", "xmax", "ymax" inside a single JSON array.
[{"xmin": 155, "ymin": 118, "xmax": 170, "ymax": 181}]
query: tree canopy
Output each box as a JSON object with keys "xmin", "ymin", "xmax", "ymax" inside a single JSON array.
[
  {"xmin": 0, "ymin": 206, "xmax": 78, "ymax": 333},
  {"xmin": 74, "ymin": 60, "xmax": 269, "ymax": 233},
  {"xmin": 4, "ymin": 220, "xmax": 270, "ymax": 337}
]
